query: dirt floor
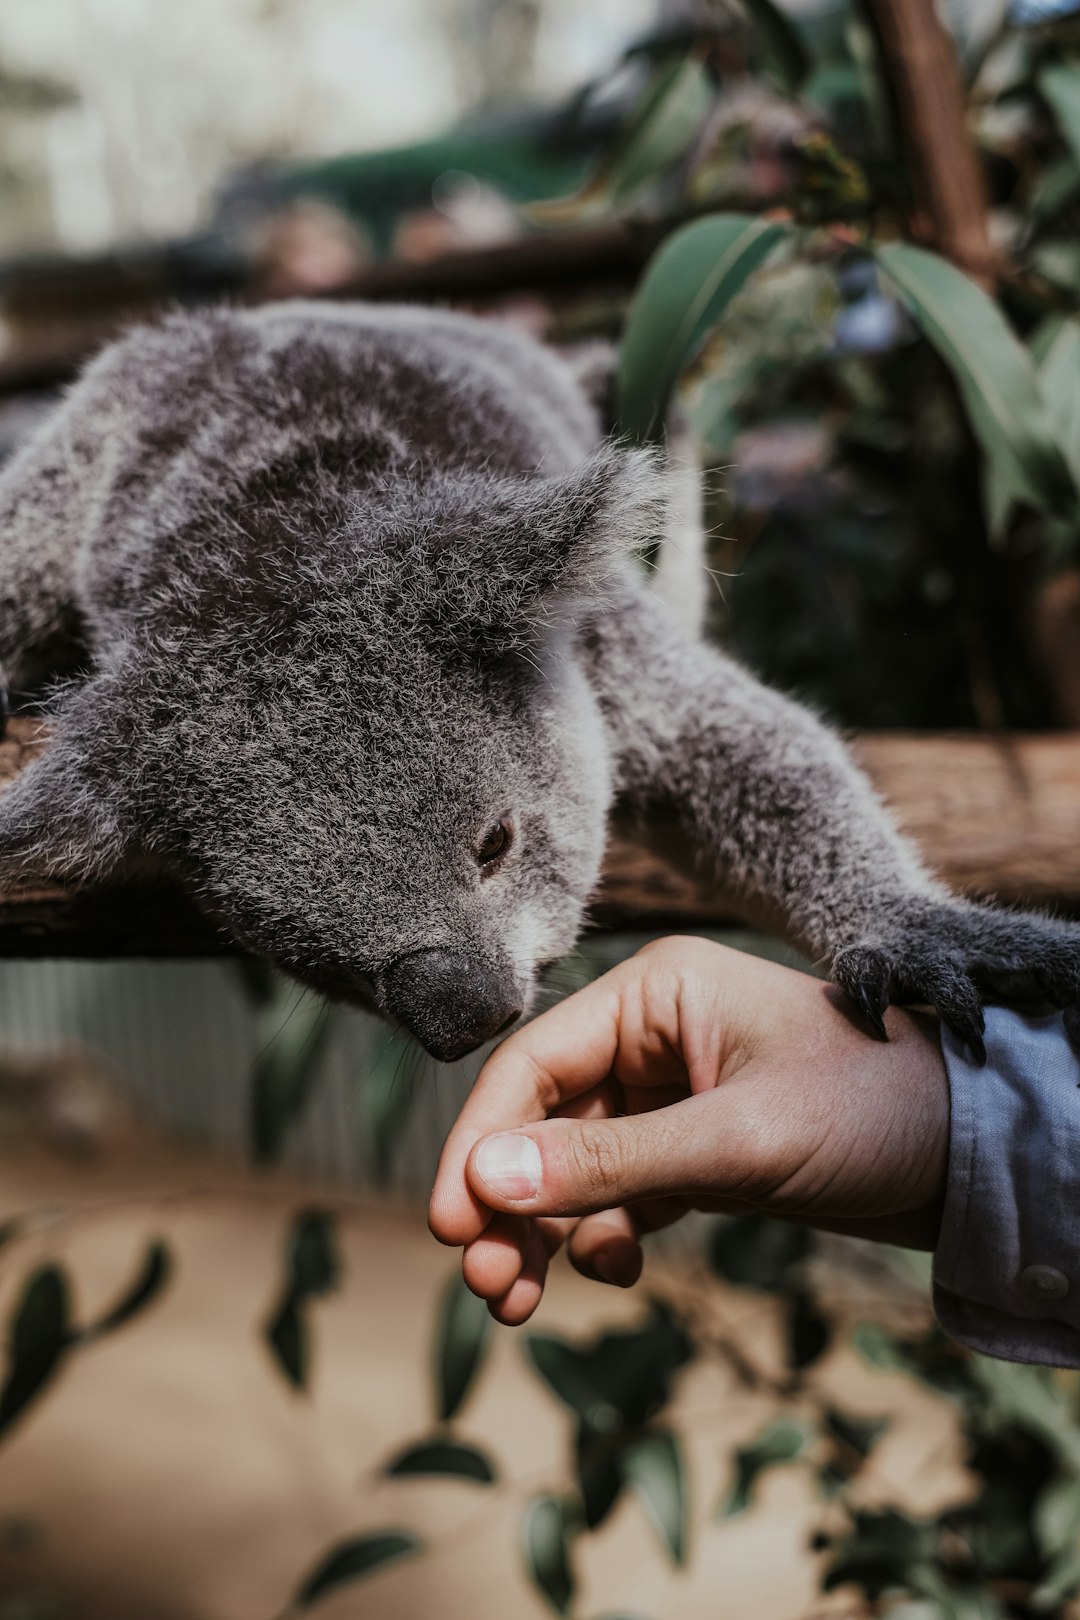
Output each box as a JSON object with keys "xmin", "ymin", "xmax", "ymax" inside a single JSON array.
[{"xmin": 0, "ymin": 1050, "xmax": 972, "ymax": 1620}]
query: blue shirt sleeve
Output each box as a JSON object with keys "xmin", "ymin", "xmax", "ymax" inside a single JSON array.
[{"xmin": 934, "ymin": 1008, "xmax": 1080, "ymax": 1367}]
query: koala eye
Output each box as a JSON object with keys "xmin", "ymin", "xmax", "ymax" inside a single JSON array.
[{"xmin": 476, "ymin": 818, "xmax": 513, "ymax": 872}]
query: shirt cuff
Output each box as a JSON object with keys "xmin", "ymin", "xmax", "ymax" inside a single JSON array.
[{"xmin": 934, "ymin": 1007, "xmax": 1080, "ymax": 1367}]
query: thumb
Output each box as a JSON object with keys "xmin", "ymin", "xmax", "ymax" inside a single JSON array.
[{"xmin": 465, "ymin": 1091, "xmax": 734, "ymax": 1218}]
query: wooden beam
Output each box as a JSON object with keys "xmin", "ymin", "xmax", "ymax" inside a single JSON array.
[
  {"xmin": 3, "ymin": 718, "xmax": 1080, "ymax": 955},
  {"xmin": 0, "ymin": 220, "xmax": 664, "ymax": 400}
]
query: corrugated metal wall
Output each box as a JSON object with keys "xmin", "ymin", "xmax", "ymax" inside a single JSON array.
[{"xmin": 0, "ymin": 930, "xmax": 805, "ymax": 1200}]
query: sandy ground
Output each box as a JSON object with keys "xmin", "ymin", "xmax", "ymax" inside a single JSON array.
[{"xmin": 0, "ymin": 1053, "xmax": 971, "ymax": 1620}]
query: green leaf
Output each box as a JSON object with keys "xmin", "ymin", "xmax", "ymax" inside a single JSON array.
[
  {"xmin": 623, "ymin": 1429, "xmax": 687, "ymax": 1566},
  {"xmin": 264, "ymin": 1209, "xmax": 341, "ymax": 1391},
  {"xmin": 527, "ymin": 1334, "xmax": 621, "ymax": 1431},
  {"xmin": 385, "ymin": 1439, "xmax": 495, "ymax": 1484},
  {"xmin": 250, "ymin": 980, "xmax": 335, "ymax": 1164},
  {"xmin": 522, "ymin": 1494, "xmax": 576, "ymax": 1617},
  {"xmin": 1039, "ymin": 63, "xmax": 1080, "ymax": 171},
  {"xmin": 575, "ymin": 1421, "xmax": 625, "ymax": 1528},
  {"xmin": 1034, "ymin": 314, "xmax": 1080, "ymax": 485},
  {"xmin": 788, "ymin": 1288, "xmax": 831, "ymax": 1370},
  {"xmin": 1033, "ymin": 1543, "xmax": 1080, "ymax": 1612},
  {"xmin": 601, "ymin": 57, "xmax": 712, "ymax": 208},
  {"xmin": 616, "ymin": 213, "xmax": 793, "ymax": 442},
  {"xmin": 290, "ymin": 1530, "xmax": 422, "ymax": 1610},
  {"xmin": 86, "ymin": 1241, "xmax": 171, "ymax": 1340},
  {"xmin": 708, "ymin": 1214, "xmax": 811, "ymax": 1291},
  {"xmin": 434, "ymin": 1272, "xmax": 492, "ymax": 1423},
  {"xmin": 527, "ymin": 1306, "xmax": 692, "ymax": 1432},
  {"xmin": 874, "ymin": 242, "xmax": 1080, "ymax": 525},
  {"xmin": 741, "ymin": 0, "xmax": 809, "ymax": 94},
  {"xmin": 824, "ymin": 1407, "xmax": 888, "ymax": 1461},
  {"xmin": 1034, "ymin": 1473, "xmax": 1080, "ymax": 1560},
  {"xmin": 719, "ymin": 1417, "xmax": 813, "ymax": 1516},
  {"xmin": 357, "ymin": 1035, "xmax": 425, "ymax": 1186},
  {"xmin": 266, "ymin": 1297, "xmax": 306, "ymax": 1390},
  {"xmin": 0, "ymin": 1265, "xmax": 72, "ymax": 1438},
  {"xmin": 288, "ymin": 1209, "xmax": 341, "ymax": 1299},
  {"xmin": 852, "ymin": 1321, "xmax": 908, "ymax": 1371},
  {"xmin": 531, "ymin": 57, "xmax": 712, "ymax": 224},
  {"xmin": 1031, "ymin": 155, "xmax": 1080, "ymax": 229}
]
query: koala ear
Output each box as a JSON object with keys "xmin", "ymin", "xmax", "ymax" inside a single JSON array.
[
  {"xmin": 0, "ymin": 734, "xmax": 130, "ymax": 882},
  {"xmin": 421, "ymin": 444, "xmax": 669, "ymax": 653}
]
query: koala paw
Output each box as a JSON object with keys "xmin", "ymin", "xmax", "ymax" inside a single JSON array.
[{"xmin": 832, "ymin": 899, "xmax": 1080, "ymax": 1064}]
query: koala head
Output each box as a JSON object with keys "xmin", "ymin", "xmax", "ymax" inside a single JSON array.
[{"xmin": 0, "ymin": 445, "xmax": 665, "ymax": 1060}]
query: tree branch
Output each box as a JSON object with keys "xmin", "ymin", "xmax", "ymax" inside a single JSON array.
[{"xmin": 2, "ymin": 719, "xmax": 1080, "ymax": 954}]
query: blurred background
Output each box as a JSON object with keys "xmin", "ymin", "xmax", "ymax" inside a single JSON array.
[{"xmin": 2, "ymin": 0, "xmax": 1080, "ymax": 1615}]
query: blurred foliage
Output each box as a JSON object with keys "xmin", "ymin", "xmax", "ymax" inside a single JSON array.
[
  {"xmin": 546, "ymin": 0, "xmax": 1080, "ymax": 730},
  {"xmin": 0, "ymin": 1241, "xmax": 170, "ymax": 1442}
]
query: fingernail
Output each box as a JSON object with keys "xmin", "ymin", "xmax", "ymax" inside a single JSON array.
[{"xmin": 473, "ymin": 1134, "xmax": 542, "ymax": 1201}]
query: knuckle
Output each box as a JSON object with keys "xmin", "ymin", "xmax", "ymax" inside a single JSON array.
[{"xmin": 564, "ymin": 1126, "xmax": 627, "ymax": 1201}]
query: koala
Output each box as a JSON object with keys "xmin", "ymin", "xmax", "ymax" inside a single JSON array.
[{"xmin": 1, "ymin": 300, "xmax": 1078, "ymax": 1063}]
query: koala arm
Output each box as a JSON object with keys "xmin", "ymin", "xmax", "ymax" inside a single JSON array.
[{"xmin": 589, "ymin": 582, "xmax": 1080, "ymax": 1055}]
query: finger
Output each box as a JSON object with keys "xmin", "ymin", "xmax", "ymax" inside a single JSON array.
[
  {"xmin": 462, "ymin": 1213, "xmax": 577, "ymax": 1300},
  {"xmin": 429, "ymin": 972, "xmax": 629, "ymax": 1247},
  {"xmin": 461, "ymin": 1213, "xmax": 528, "ymax": 1300},
  {"xmin": 487, "ymin": 1220, "xmax": 550, "ymax": 1326},
  {"xmin": 466, "ymin": 1090, "xmax": 747, "ymax": 1219},
  {"xmin": 567, "ymin": 1208, "xmax": 643, "ymax": 1288}
]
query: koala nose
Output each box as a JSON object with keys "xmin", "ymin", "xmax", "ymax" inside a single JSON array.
[{"xmin": 382, "ymin": 948, "xmax": 523, "ymax": 1062}]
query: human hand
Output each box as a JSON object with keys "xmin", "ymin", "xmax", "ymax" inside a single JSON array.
[{"xmin": 428, "ymin": 937, "xmax": 949, "ymax": 1324}]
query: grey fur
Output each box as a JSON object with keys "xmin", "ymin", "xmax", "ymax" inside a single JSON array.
[{"xmin": 2, "ymin": 300, "xmax": 1079, "ymax": 1058}]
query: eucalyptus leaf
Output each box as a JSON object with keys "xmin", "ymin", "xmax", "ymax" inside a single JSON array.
[
  {"xmin": 1034, "ymin": 314, "xmax": 1080, "ymax": 485},
  {"xmin": 0, "ymin": 1265, "xmax": 72, "ymax": 1438},
  {"xmin": 250, "ymin": 980, "xmax": 335, "ymax": 1164},
  {"xmin": 623, "ymin": 1429, "xmax": 687, "ymax": 1566},
  {"xmin": 616, "ymin": 213, "xmax": 792, "ymax": 442},
  {"xmin": 741, "ymin": 0, "xmax": 809, "ymax": 94},
  {"xmin": 719, "ymin": 1416, "xmax": 813, "ymax": 1516},
  {"xmin": 1039, "ymin": 63, "xmax": 1080, "ymax": 171},
  {"xmin": 1032, "ymin": 1542, "xmax": 1080, "ymax": 1612},
  {"xmin": 601, "ymin": 57, "xmax": 712, "ymax": 208},
  {"xmin": 788, "ymin": 1288, "xmax": 830, "ymax": 1370},
  {"xmin": 522, "ymin": 1493, "xmax": 576, "ymax": 1617},
  {"xmin": 263, "ymin": 1209, "xmax": 341, "ymax": 1391},
  {"xmin": 288, "ymin": 1209, "xmax": 341, "ymax": 1299},
  {"xmin": 434, "ymin": 1271, "xmax": 492, "ymax": 1423},
  {"xmin": 85, "ymin": 1240, "xmax": 171, "ymax": 1341},
  {"xmin": 1034, "ymin": 1472, "xmax": 1080, "ymax": 1560},
  {"xmin": 575, "ymin": 1421, "xmax": 625, "ymax": 1528},
  {"xmin": 852, "ymin": 1321, "xmax": 908, "ymax": 1371},
  {"xmin": 708, "ymin": 1214, "xmax": 811, "ymax": 1291},
  {"xmin": 266, "ymin": 1298, "xmax": 306, "ymax": 1390},
  {"xmin": 874, "ymin": 242, "xmax": 1079, "ymax": 525},
  {"xmin": 530, "ymin": 57, "xmax": 712, "ymax": 224},
  {"xmin": 290, "ymin": 1530, "xmax": 422, "ymax": 1611},
  {"xmin": 825, "ymin": 1407, "xmax": 888, "ymax": 1461},
  {"xmin": 357, "ymin": 1034, "xmax": 425, "ymax": 1186},
  {"xmin": 527, "ymin": 1334, "xmax": 621, "ymax": 1430},
  {"xmin": 385, "ymin": 1438, "xmax": 495, "ymax": 1484}
]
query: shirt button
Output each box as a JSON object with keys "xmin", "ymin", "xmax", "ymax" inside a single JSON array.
[{"xmin": 1020, "ymin": 1265, "xmax": 1070, "ymax": 1302}]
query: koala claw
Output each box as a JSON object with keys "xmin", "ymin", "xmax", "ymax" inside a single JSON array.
[
  {"xmin": 835, "ymin": 946, "xmax": 890, "ymax": 1041},
  {"xmin": 833, "ymin": 935, "xmax": 985, "ymax": 1065},
  {"xmin": 833, "ymin": 900, "xmax": 1080, "ymax": 1065}
]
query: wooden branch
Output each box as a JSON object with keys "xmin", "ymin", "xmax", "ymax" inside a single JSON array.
[
  {"xmin": 0, "ymin": 221, "xmax": 664, "ymax": 401},
  {"xmin": 863, "ymin": 0, "xmax": 994, "ymax": 280},
  {"xmin": 3, "ymin": 717, "xmax": 1080, "ymax": 955}
]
